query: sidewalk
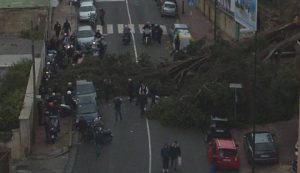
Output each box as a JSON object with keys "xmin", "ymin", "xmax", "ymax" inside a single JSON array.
[
  {"xmin": 11, "ymin": 0, "xmax": 77, "ymax": 172},
  {"xmin": 175, "ymin": 1, "xmax": 214, "ymax": 45}
]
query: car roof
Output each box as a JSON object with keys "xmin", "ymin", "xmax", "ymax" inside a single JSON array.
[
  {"xmin": 164, "ymin": 1, "xmax": 176, "ymax": 5},
  {"xmin": 78, "ymin": 25, "xmax": 93, "ymax": 31},
  {"xmin": 174, "ymin": 24, "xmax": 188, "ymax": 29},
  {"xmin": 76, "ymin": 79, "xmax": 93, "ymax": 84},
  {"xmin": 80, "ymin": 1, "xmax": 94, "ymax": 6},
  {"xmin": 215, "ymin": 138, "xmax": 236, "ymax": 150},
  {"xmin": 210, "ymin": 115, "xmax": 228, "ymax": 121},
  {"xmin": 77, "ymin": 94, "xmax": 96, "ymax": 104}
]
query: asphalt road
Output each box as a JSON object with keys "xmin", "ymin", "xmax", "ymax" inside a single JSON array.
[
  {"xmin": 73, "ymin": 98, "xmax": 208, "ymax": 173},
  {"xmin": 94, "ymin": 0, "xmax": 176, "ymax": 63},
  {"xmin": 73, "ymin": 1, "xmax": 209, "ymax": 172}
]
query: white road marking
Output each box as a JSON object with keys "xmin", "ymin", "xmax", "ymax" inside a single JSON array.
[
  {"xmin": 117, "ymin": 24, "xmax": 124, "ymax": 34},
  {"xmin": 128, "ymin": 24, "xmax": 135, "ymax": 33},
  {"xmin": 96, "ymin": 25, "xmax": 103, "ymax": 34},
  {"xmin": 106, "ymin": 24, "xmax": 114, "ymax": 34},
  {"xmin": 160, "ymin": 25, "xmax": 168, "ymax": 35},
  {"xmin": 138, "ymin": 24, "xmax": 144, "ymax": 34},
  {"xmin": 125, "ymin": 0, "xmax": 138, "ymax": 62},
  {"xmin": 146, "ymin": 118, "xmax": 152, "ymax": 173}
]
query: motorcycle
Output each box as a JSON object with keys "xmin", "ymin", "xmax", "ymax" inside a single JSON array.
[
  {"xmin": 94, "ymin": 126, "xmax": 113, "ymax": 144},
  {"xmin": 143, "ymin": 28, "xmax": 152, "ymax": 45},
  {"xmin": 122, "ymin": 32, "xmax": 131, "ymax": 45},
  {"xmin": 46, "ymin": 115, "xmax": 60, "ymax": 144},
  {"xmin": 92, "ymin": 37, "xmax": 107, "ymax": 58}
]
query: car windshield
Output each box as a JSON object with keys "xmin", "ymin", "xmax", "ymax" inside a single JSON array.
[
  {"xmin": 219, "ymin": 149, "xmax": 237, "ymax": 158},
  {"xmin": 77, "ymin": 103, "xmax": 97, "ymax": 114},
  {"xmin": 80, "ymin": 6, "xmax": 94, "ymax": 12},
  {"xmin": 213, "ymin": 120, "xmax": 228, "ymax": 129},
  {"xmin": 165, "ymin": 3, "xmax": 175, "ymax": 8},
  {"xmin": 76, "ymin": 83, "xmax": 95, "ymax": 94},
  {"xmin": 255, "ymin": 142, "xmax": 275, "ymax": 152}
]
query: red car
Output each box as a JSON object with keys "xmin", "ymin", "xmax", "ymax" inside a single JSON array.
[{"xmin": 208, "ymin": 138, "xmax": 240, "ymax": 170}]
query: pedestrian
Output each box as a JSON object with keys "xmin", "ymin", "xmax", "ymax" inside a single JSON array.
[
  {"xmin": 209, "ymin": 157, "xmax": 217, "ymax": 173},
  {"xmin": 127, "ymin": 78, "xmax": 135, "ymax": 103},
  {"xmin": 63, "ymin": 19, "xmax": 71, "ymax": 35},
  {"xmin": 169, "ymin": 141, "xmax": 181, "ymax": 171},
  {"xmin": 157, "ymin": 25, "xmax": 163, "ymax": 44},
  {"xmin": 161, "ymin": 143, "xmax": 170, "ymax": 173},
  {"xmin": 94, "ymin": 127, "xmax": 103, "ymax": 158},
  {"xmin": 149, "ymin": 83, "xmax": 157, "ymax": 107},
  {"xmin": 174, "ymin": 34, "xmax": 180, "ymax": 51},
  {"xmin": 54, "ymin": 21, "xmax": 61, "ymax": 38},
  {"xmin": 78, "ymin": 116, "xmax": 88, "ymax": 142},
  {"xmin": 113, "ymin": 96, "xmax": 123, "ymax": 121},
  {"xmin": 99, "ymin": 8, "xmax": 106, "ymax": 26},
  {"xmin": 103, "ymin": 78, "xmax": 112, "ymax": 102},
  {"xmin": 139, "ymin": 83, "xmax": 149, "ymax": 117}
]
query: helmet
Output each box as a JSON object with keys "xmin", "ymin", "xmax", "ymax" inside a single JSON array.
[
  {"xmin": 124, "ymin": 24, "xmax": 128, "ymax": 28},
  {"xmin": 128, "ymin": 78, "xmax": 132, "ymax": 82},
  {"xmin": 146, "ymin": 21, "xmax": 150, "ymax": 25},
  {"xmin": 68, "ymin": 82, "xmax": 72, "ymax": 86},
  {"xmin": 67, "ymin": 90, "xmax": 72, "ymax": 95}
]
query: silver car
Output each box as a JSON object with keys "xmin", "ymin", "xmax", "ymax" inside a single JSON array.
[
  {"xmin": 79, "ymin": 2, "xmax": 97, "ymax": 21},
  {"xmin": 161, "ymin": 1, "xmax": 177, "ymax": 17},
  {"xmin": 77, "ymin": 25, "xmax": 95, "ymax": 52}
]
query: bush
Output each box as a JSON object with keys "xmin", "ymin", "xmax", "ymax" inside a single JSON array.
[{"xmin": 0, "ymin": 60, "xmax": 32, "ymax": 131}]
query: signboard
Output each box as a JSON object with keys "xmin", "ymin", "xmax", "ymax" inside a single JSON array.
[
  {"xmin": 217, "ymin": 0, "xmax": 235, "ymax": 15},
  {"xmin": 187, "ymin": 0, "xmax": 196, "ymax": 7},
  {"xmin": 234, "ymin": 0, "xmax": 257, "ymax": 31},
  {"xmin": 229, "ymin": 83, "xmax": 242, "ymax": 88}
]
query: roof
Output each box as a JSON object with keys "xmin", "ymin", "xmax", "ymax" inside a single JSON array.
[
  {"xmin": 78, "ymin": 25, "xmax": 93, "ymax": 31},
  {"xmin": 0, "ymin": 0, "xmax": 49, "ymax": 9},
  {"xmin": 253, "ymin": 132, "xmax": 273, "ymax": 144},
  {"xmin": 216, "ymin": 138, "xmax": 236, "ymax": 150},
  {"xmin": 80, "ymin": 1, "xmax": 94, "ymax": 6},
  {"xmin": 174, "ymin": 24, "xmax": 188, "ymax": 29}
]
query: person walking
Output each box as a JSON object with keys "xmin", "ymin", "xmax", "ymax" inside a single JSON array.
[
  {"xmin": 139, "ymin": 83, "xmax": 149, "ymax": 117},
  {"xmin": 170, "ymin": 141, "xmax": 181, "ymax": 171},
  {"xmin": 94, "ymin": 127, "xmax": 103, "ymax": 158},
  {"xmin": 157, "ymin": 25, "xmax": 163, "ymax": 44},
  {"xmin": 63, "ymin": 19, "xmax": 71, "ymax": 35},
  {"xmin": 127, "ymin": 78, "xmax": 135, "ymax": 103},
  {"xmin": 161, "ymin": 144, "xmax": 170, "ymax": 173},
  {"xmin": 78, "ymin": 116, "xmax": 88, "ymax": 142},
  {"xmin": 114, "ymin": 96, "xmax": 123, "ymax": 121},
  {"xmin": 99, "ymin": 8, "xmax": 106, "ymax": 26},
  {"xmin": 54, "ymin": 21, "xmax": 61, "ymax": 38}
]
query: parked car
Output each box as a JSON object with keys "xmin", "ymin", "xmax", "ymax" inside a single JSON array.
[
  {"xmin": 77, "ymin": 25, "xmax": 95, "ymax": 52},
  {"xmin": 169, "ymin": 24, "xmax": 192, "ymax": 50},
  {"xmin": 243, "ymin": 131, "xmax": 279, "ymax": 164},
  {"xmin": 79, "ymin": 1, "xmax": 97, "ymax": 21},
  {"xmin": 161, "ymin": 0, "xmax": 177, "ymax": 17},
  {"xmin": 205, "ymin": 115, "xmax": 231, "ymax": 142},
  {"xmin": 208, "ymin": 138, "xmax": 240, "ymax": 170}
]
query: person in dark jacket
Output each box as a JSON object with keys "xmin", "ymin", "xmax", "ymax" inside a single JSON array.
[
  {"xmin": 63, "ymin": 19, "xmax": 71, "ymax": 35},
  {"xmin": 161, "ymin": 143, "xmax": 170, "ymax": 173},
  {"xmin": 78, "ymin": 116, "xmax": 88, "ymax": 141},
  {"xmin": 94, "ymin": 127, "xmax": 103, "ymax": 158},
  {"xmin": 54, "ymin": 21, "xmax": 61, "ymax": 38},
  {"xmin": 169, "ymin": 141, "xmax": 181, "ymax": 171},
  {"xmin": 114, "ymin": 96, "xmax": 123, "ymax": 121}
]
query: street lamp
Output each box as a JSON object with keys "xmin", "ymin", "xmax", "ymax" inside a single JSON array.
[{"xmin": 229, "ymin": 83, "xmax": 242, "ymax": 121}]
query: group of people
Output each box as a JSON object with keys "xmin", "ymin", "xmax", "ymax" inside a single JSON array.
[
  {"xmin": 161, "ymin": 141, "xmax": 182, "ymax": 172},
  {"xmin": 142, "ymin": 22, "xmax": 164, "ymax": 44},
  {"xmin": 54, "ymin": 20, "xmax": 72, "ymax": 38}
]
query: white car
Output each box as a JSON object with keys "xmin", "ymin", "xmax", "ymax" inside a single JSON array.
[
  {"xmin": 161, "ymin": 1, "xmax": 177, "ymax": 17},
  {"xmin": 77, "ymin": 25, "xmax": 95, "ymax": 51},
  {"xmin": 79, "ymin": 2, "xmax": 97, "ymax": 21}
]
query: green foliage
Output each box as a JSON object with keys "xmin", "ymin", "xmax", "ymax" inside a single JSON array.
[
  {"xmin": 0, "ymin": 60, "xmax": 32, "ymax": 131},
  {"xmin": 20, "ymin": 29, "xmax": 44, "ymax": 40}
]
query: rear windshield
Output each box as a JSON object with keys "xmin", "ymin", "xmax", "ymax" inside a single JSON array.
[
  {"xmin": 76, "ymin": 83, "xmax": 95, "ymax": 95},
  {"xmin": 80, "ymin": 6, "xmax": 94, "ymax": 12},
  {"xmin": 165, "ymin": 3, "xmax": 175, "ymax": 8},
  {"xmin": 219, "ymin": 149, "xmax": 237, "ymax": 158},
  {"xmin": 256, "ymin": 143, "xmax": 275, "ymax": 152}
]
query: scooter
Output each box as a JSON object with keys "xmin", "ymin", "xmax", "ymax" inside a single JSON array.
[
  {"xmin": 143, "ymin": 28, "xmax": 152, "ymax": 45},
  {"xmin": 122, "ymin": 33, "xmax": 131, "ymax": 45},
  {"xmin": 94, "ymin": 126, "xmax": 113, "ymax": 144},
  {"xmin": 46, "ymin": 115, "xmax": 60, "ymax": 144}
]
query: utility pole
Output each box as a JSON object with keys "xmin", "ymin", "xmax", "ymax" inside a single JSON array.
[
  {"xmin": 214, "ymin": 0, "xmax": 217, "ymax": 43},
  {"xmin": 252, "ymin": 31, "xmax": 257, "ymax": 173},
  {"xmin": 31, "ymin": 21, "xmax": 37, "ymax": 122}
]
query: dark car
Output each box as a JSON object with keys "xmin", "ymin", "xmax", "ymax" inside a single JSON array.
[
  {"xmin": 76, "ymin": 102, "xmax": 100, "ymax": 126},
  {"xmin": 243, "ymin": 131, "xmax": 279, "ymax": 164},
  {"xmin": 205, "ymin": 115, "xmax": 231, "ymax": 142},
  {"xmin": 75, "ymin": 80, "xmax": 96, "ymax": 96}
]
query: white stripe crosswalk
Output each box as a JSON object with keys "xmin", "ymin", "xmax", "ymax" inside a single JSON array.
[{"xmin": 96, "ymin": 24, "xmax": 169, "ymax": 35}]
